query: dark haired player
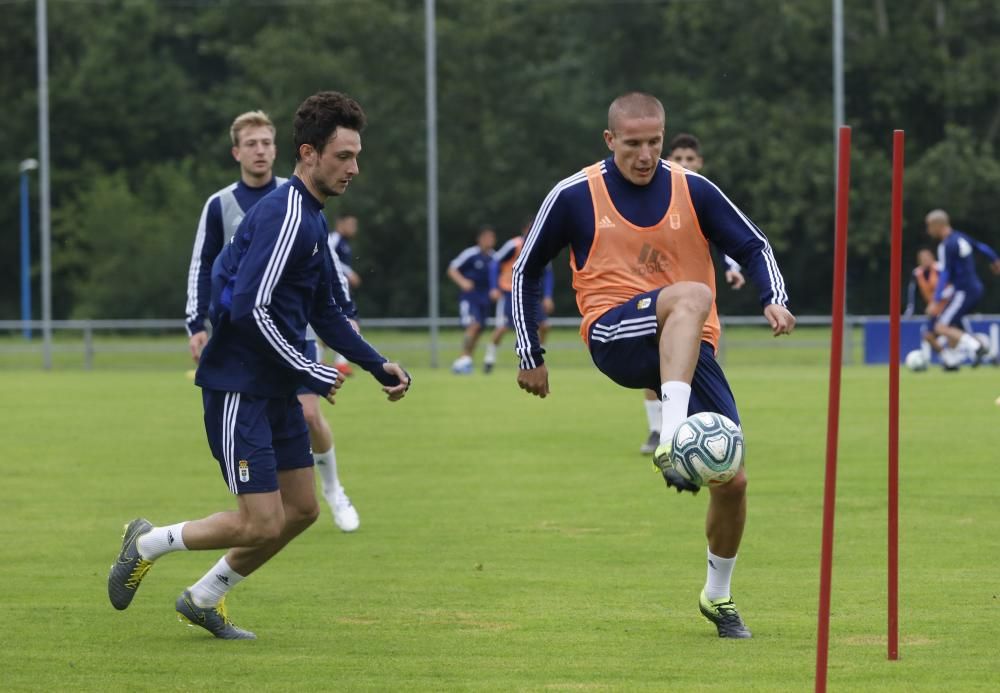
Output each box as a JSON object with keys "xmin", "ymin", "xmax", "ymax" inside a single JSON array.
[{"xmin": 108, "ymin": 92, "xmax": 410, "ymax": 639}]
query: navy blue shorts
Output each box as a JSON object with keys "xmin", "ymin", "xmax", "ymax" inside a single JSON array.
[
  {"xmin": 935, "ymin": 288, "xmax": 981, "ymax": 330},
  {"xmin": 295, "ymin": 340, "xmax": 321, "ymax": 397},
  {"xmin": 588, "ymin": 288, "xmax": 740, "ymax": 424},
  {"xmin": 496, "ymin": 291, "xmax": 548, "ymax": 328},
  {"xmin": 459, "ymin": 294, "xmax": 491, "ymax": 328},
  {"xmin": 202, "ymin": 389, "xmax": 312, "ymax": 494}
]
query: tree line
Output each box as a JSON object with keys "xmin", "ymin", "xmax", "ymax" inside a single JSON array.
[{"xmin": 1, "ymin": 0, "xmax": 998, "ymax": 321}]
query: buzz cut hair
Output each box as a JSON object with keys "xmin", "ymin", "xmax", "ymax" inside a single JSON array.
[
  {"xmin": 607, "ymin": 92, "xmax": 665, "ymax": 132},
  {"xmin": 293, "ymin": 91, "xmax": 367, "ymax": 161},
  {"xmin": 230, "ymin": 110, "xmax": 276, "ymax": 147},
  {"xmin": 925, "ymin": 208, "xmax": 950, "ymax": 224},
  {"xmin": 669, "ymin": 133, "xmax": 701, "ymax": 155}
]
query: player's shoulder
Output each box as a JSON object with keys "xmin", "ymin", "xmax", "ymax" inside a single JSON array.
[
  {"xmin": 498, "ymin": 236, "xmax": 521, "ymax": 255},
  {"xmin": 547, "ymin": 165, "xmax": 593, "ymax": 201},
  {"xmin": 202, "ymin": 181, "xmax": 239, "ymax": 208}
]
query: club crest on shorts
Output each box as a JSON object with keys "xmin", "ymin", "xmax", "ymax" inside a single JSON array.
[
  {"xmin": 637, "ymin": 297, "xmax": 652, "ymax": 310},
  {"xmin": 238, "ymin": 460, "xmax": 250, "ymax": 483}
]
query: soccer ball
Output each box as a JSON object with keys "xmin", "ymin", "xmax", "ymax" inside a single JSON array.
[
  {"xmin": 670, "ymin": 412, "xmax": 744, "ymax": 487},
  {"xmin": 904, "ymin": 349, "xmax": 928, "ymax": 372}
]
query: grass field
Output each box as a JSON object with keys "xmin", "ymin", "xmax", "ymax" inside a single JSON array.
[{"xmin": 2, "ymin": 335, "xmax": 999, "ymax": 691}]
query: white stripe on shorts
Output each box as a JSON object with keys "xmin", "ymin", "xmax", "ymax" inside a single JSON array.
[
  {"xmin": 495, "ymin": 294, "xmax": 507, "ymax": 327},
  {"xmin": 222, "ymin": 392, "xmax": 240, "ymax": 494},
  {"xmin": 938, "ymin": 290, "xmax": 966, "ymax": 327}
]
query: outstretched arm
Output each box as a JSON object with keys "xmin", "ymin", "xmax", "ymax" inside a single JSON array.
[
  {"xmin": 690, "ymin": 174, "xmax": 794, "ymax": 334},
  {"xmin": 513, "ymin": 178, "xmax": 576, "ymax": 396}
]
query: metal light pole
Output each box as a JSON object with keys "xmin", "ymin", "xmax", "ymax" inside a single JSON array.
[
  {"xmin": 19, "ymin": 158, "xmax": 39, "ymax": 340},
  {"xmin": 37, "ymin": 0, "xmax": 53, "ymax": 369},
  {"xmin": 425, "ymin": 0, "xmax": 440, "ymax": 368},
  {"xmin": 833, "ymin": 0, "xmax": 845, "ymax": 145}
]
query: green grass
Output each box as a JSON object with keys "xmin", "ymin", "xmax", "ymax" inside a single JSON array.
[{"xmin": 1, "ymin": 349, "xmax": 999, "ymax": 690}]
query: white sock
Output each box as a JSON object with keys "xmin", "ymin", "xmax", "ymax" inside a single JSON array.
[
  {"xmin": 958, "ymin": 333, "xmax": 980, "ymax": 353},
  {"xmin": 941, "ymin": 348, "xmax": 962, "ymax": 367},
  {"xmin": 659, "ymin": 381, "xmax": 692, "ymax": 445},
  {"xmin": 136, "ymin": 522, "xmax": 188, "ymax": 561},
  {"xmin": 334, "ymin": 353, "xmax": 348, "ymax": 366},
  {"xmin": 314, "ymin": 447, "xmax": 340, "ymax": 497},
  {"xmin": 644, "ymin": 399, "xmax": 661, "ymax": 434},
  {"xmin": 484, "ymin": 342, "xmax": 497, "ymax": 364},
  {"xmin": 189, "ymin": 556, "xmax": 245, "ymax": 608},
  {"xmin": 704, "ymin": 549, "xmax": 737, "ymax": 600}
]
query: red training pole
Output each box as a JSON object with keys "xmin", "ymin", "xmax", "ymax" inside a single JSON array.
[
  {"xmin": 888, "ymin": 130, "xmax": 904, "ymax": 661},
  {"xmin": 816, "ymin": 126, "xmax": 851, "ymax": 693}
]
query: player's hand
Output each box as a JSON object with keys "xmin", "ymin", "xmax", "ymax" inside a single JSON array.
[
  {"xmin": 489, "ymin": 288, "xmax": 501, "ymax": 302},
  {"xmin": 725, "ymin": 270, "xmax": 746, "ymax": 290},
  {"xmin": 188, "ymin": 332, "xmax": 208, "ymax": 362},
  {"xmin": 323, "ymin": 374, "xmax": 344, "ymax": 405},
  {"xmin": 517, "ymin": 364, "xmax": 550, "ymax": 398},
  {"xmin": 460, "ymin": 278, "xmax": 475, "ymax": 293},
  {"xmin": 991, "ymin": 259, "xmax": 1000, "ymax": 275},
  {"xmin": 926, "ymin": 300, "xmax": 942, "ymax": 317},
  {"xmin": 542, "ymin": 297, "xmax": 555, "ymax": 315},
  {"xmin": 764, "ymin": 304, "xmax": 796, "ymax": 336},
  {"xmin": 381, "ymin": 362, "xmax": 410, "ymax": 401}
]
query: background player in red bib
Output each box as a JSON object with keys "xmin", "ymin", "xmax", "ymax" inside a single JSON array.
[{"xmin": 512, "ymin": 92, "xmax": 795, "ymax": 638}]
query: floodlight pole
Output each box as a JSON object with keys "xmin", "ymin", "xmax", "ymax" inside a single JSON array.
[
  {"xmin": 20, "ymin": 158, "xmax": 39, "ymax": 340},
  {"xmin": 833, "ymin": 0, "xmax": 845, "ymax": 144},
  {"xmin": 425, "ymin": 0, "xmax": 440, "ymax": 368},
  {"xmin": 37, "ymin": 0, "xmax": 53, "ymax": 369}
]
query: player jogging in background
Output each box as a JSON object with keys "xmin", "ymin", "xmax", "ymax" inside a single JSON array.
[
  {"xmin": 904, "ymin": 248, "xmax": 939, "ymax": 318},
  {"xmin": 447, "ymin": 226, "xmax": 496, "ymax": 374},
  {"xmin": 924, "ymin": 209, "xmax": 1000, "ymax": 371},
  {"xmin": 485, "ymin": 220, "xmax": 555, "ymax": 374},
  {"xmin": 639, "ymin": 133, "xmax": 746, "ymax": 454},
  {"xmin": 184, "ymin": 111, "xmax": 361, "ymax": 532},
  {"xmin": 110, "ymin": 92, "xmax": 411, "ymax": 639},
  {"xmin": 513, "ymin": 92, "xmax": 795, "ymax": 639},
  {"xmin": 326, "ymin": 213, "xmax": 362, "ymax": 378}
]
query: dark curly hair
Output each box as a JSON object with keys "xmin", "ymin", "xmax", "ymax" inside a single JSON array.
[{"xmin": 293, "ymin": 91, "xmax": 366, "ymax": 161}]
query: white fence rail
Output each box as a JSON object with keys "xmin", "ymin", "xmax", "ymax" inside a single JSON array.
[{"xmin": 0, "ymin": 315, "xmax": 866, "ymax": 370}]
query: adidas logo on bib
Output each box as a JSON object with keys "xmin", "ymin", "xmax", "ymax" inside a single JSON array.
[{"xmin": 598, "ymin": 215, "xmax": 615, "ymax": 229}]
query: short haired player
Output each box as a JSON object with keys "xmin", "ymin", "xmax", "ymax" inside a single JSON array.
[
  {"xmin": 924, "ymin": 208, "xmax": 1000, "ymax": 370},
  {"xmin": 512, "ymin": 92, "xmax": 795, "ymax": 638},
  {"xmin": 110, "ymin": 92, "xmax": 410, "ymax": 638},
  {"xmin": 447, "ymin": 226, "xmax": 497, "ymax": 374}
]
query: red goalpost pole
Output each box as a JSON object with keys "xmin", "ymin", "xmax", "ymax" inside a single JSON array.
[
  {"xmin": 816, "ymin": 125, "xmax": 851, "ymax": 693},
  {"xmin": 888, "ymin": 129, "xmax": 904, "ymax": 661}
]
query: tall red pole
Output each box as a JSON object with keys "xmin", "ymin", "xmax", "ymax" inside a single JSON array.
[
  {"xmin": 816, "ymin": 126, "xmax": 851, "ymax": 693},
  {"xmin": 888, "ymin": 130, "xmax": 904, "ymax": 661}
]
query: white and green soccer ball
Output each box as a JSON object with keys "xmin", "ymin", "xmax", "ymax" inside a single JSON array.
[
  {"xmin": 671, "ymin": 412, "xmax": 744, "ymax": 487},
  {"xmin": 904, "ymin": 349, "xmax": 928, "ymax": 372}
]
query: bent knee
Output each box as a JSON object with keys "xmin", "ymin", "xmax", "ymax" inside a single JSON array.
[
  {"xmin": 713, "ymin": 469, "xmax": 747, "ymax": 497},
  {"xmin": 286, "ymin": 501, "xmax": 320, "ymax": 530},
  {"xmin": 659, "ymin": 282, "xmax": 713, "ymax": 319},
  {"xmin": 680, "ymin": 282, "xmax": 714, "ymax": 313},
  {"xmin": 242, "ymin": 517, "xmax": 285, "ymax": 546}
]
